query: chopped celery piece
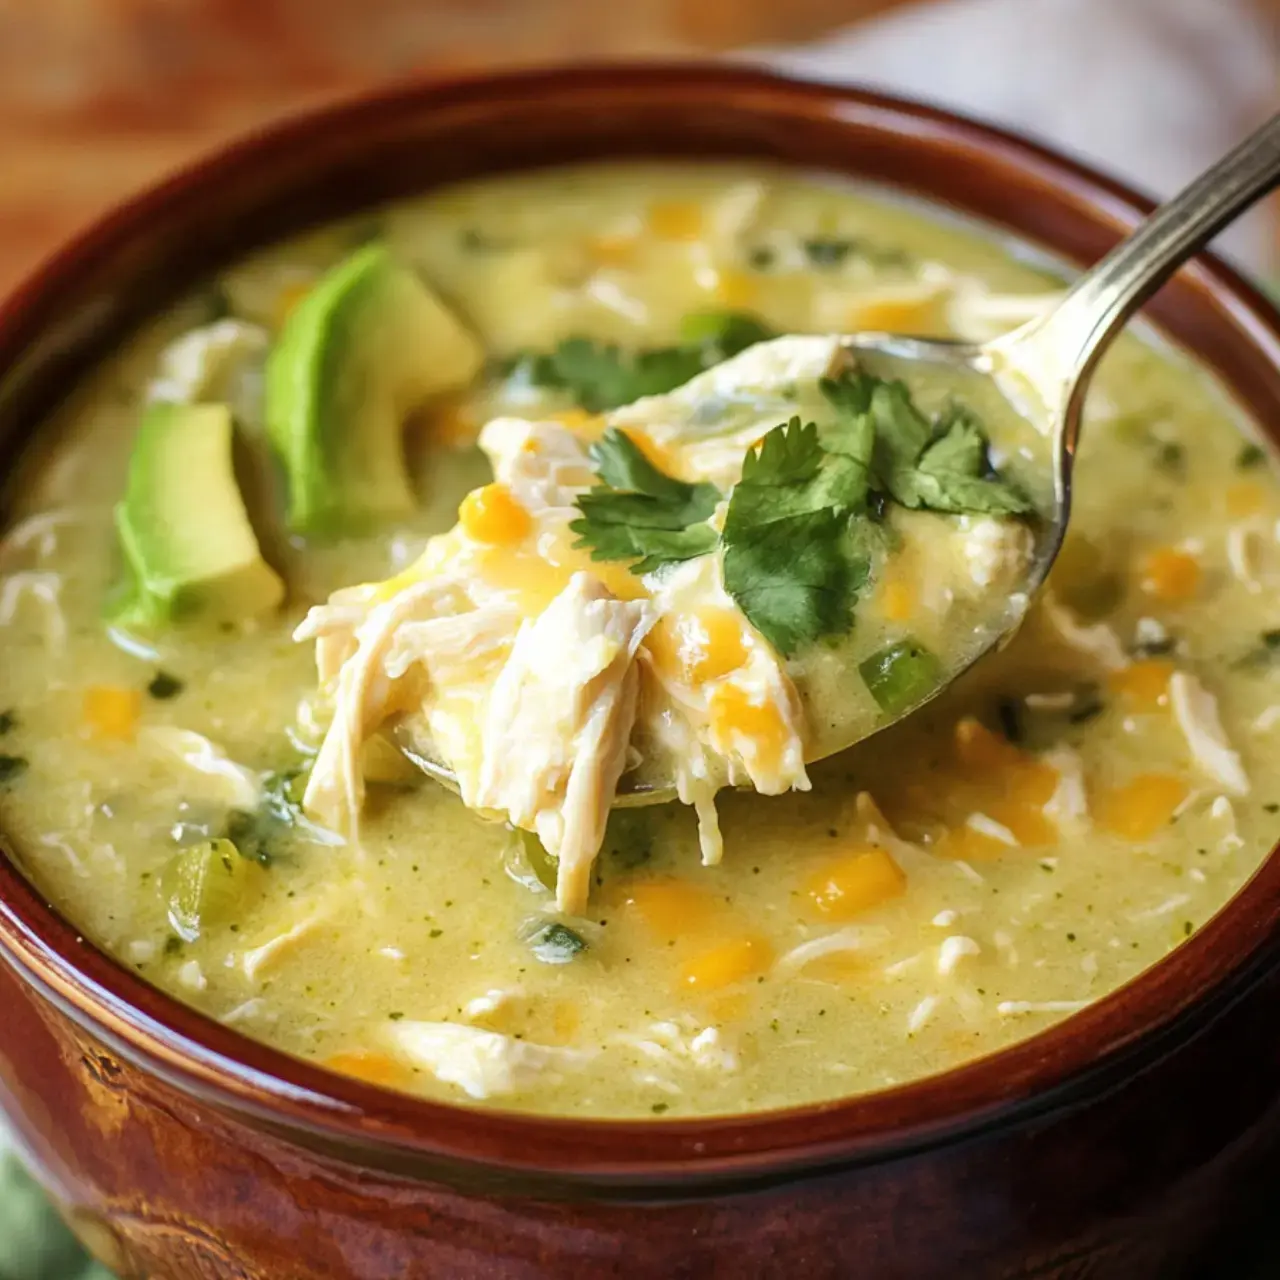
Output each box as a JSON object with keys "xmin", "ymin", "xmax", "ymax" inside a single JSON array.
[
  {"xmin": 162, "ymin": 837, "xmax": 263, "ymax": 942},
  {"xmin": 859, "ymin": 639, "xmax": 943, "ymax": 715}
]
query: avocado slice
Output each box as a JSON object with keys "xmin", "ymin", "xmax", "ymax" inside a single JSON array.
[
  {"xmin": 111, "ymin": 402, "xmax": 284, "ymax": 627},
  {"xmin": 265, "ymin": 243, "xmax": 484, "ymax": 537}
]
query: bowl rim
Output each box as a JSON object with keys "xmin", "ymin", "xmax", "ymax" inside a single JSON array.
[{"xmin": 3, "ymin": 60, "xmax": 1280, "ymax": 1190}]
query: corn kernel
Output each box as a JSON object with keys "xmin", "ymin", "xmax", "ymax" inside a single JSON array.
[
  {"xmin": 1108, "ymin": 659, "xmax": 1174, "ymax": 710},
  {"xmin": 1009, "ymin": 759, "xmax": 1061, "ymax": 808},
  {"xmin": 714, "ymin": 268, "xmax": 758, "ymax": 309},
  {"xmin": 1226, "ymin": 480, "xmax": 1266, "ymax": 518},
  {"xmin": 1140, "ymin": 548, "xmax": 1201, "ymax": 603},
  {"xmin": 648, "ymin": 200, "xmax": 704, "ymax": 242},
  {"xmin": 83, "ymin": 686, "xmax": 142, "ymax": 742},
  {"xmin": 952, "ymin": 717, "xmax": 1058, "ymax": 807},
  {"xmin": 1095, "ymin": 774, "xmax": 1188, "ymax": 841},
  {"xmin": 937, "ymin": 824, "xmax": 1012, "ymax": 861},
  {"xmin": 848, "ymin": 293, "xmax": 937, "ymax": 335},
  {"xmin": 879, "ymin": 578, "xmax": 916, "ymax": 623},
  {"xmin": 429, "ymin": 397, "xmax": 479, "ymax": 449},
  {"xmin": 323, "ymin": 1051, "xmax": 409, "ymax": 1089},
  {"xmin": 539, "ymin": 529, "xmax": 650, "ymax": 603},
  {"xmin": 709, "ymin": 683, "xmax": 791, "ymax": 774},
  {"xmin": 622, "ymin": 428, "xmax": 680, "ymax": 476},
  {"xmin": 954, "ymin": 718, "xmax": 1023, "ymax": 772},
  {"xmin": 679, "ymin": 935, "xmax": 772, "ymax": 991},
  {"xmin": 458, "ymin": 483, "xmax": 532, "ymax": 546},
  {"xmin": 647, "ymin": 609, "xmax": 748, "ymax": 685},
  {"xmin": 805, "ymin": 847, "xmax": 906, "ymax": 920},
  {"xmin": 626, "ymin": 878, "xmax": 721, "ymax": 938},
  {"xmin": 549, "ymin": 408, "xmax": 605, "ymax": 439},
  {"xmin": 984, "ymin": 799, "xmax": 1057, "ymax": 847}
]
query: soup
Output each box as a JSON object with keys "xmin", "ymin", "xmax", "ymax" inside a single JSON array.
[{"xmin": 1, "ymin": 163, "xmax": 1277, "ymax": 1117}]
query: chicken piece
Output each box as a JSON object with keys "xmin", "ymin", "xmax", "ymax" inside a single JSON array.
[
  {"xmin": 387, "ymin": 1020, "xmax": 593, "ymax": 1100},
  {"xmin": 637, "ymin": 554, "xmax": 809, "ymax": 863},
  {"xmin": 147, "ymin": 318, "xmax": 269, "ymax": 427},
  {"xmin": 299, "ymin": 580, "xmax": 455, "ymax": 839},
  {"xmin": 958, "ymin": 515, "xmax": 1035, "ymax": 590},
  {"xmin": 470, "ymin": 573, "xmax": 655, "ymax": 912},
  {"xmin": 478, "ymin": 418, "xmax": 596, "ymax": 511},
  {"xmin": 1170, "ymin": 672, "xmax": 1249, "ymax": 796},
  {"xmin": 140, "ymin": 726, "xmax": 260, "ymax": 811},
  {"xmin": 1039, "ymin": 593, "xmax": 1129, "ymax": 671}
]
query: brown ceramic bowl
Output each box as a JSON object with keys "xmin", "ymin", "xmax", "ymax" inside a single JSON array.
[{"xmin": 2, "ymin": 64, "xmax": 1280, "ymax": 1280}]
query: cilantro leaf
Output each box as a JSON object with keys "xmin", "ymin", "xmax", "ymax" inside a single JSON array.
[
  {"xmin": 723, "ymin": 509, "xmax": 869, "ymax": 658},
  {"xmin": 723, "ymin": 417, "xmax": 872, "ymax": 537},
  {"xmin": 820, "ymin": 373, "xmax": 1033, "ymax": 516},
  {"xmin": 571, "ymin": 429, "xmax": 721, "ymax": 573},
  {"xmin": 910, "ymin": 405, "xmax": 1034, "ymax": 514},
  {"xmin": 722, "ymin": 418, "xmax": 873, "ymax": 656},
  {"xmin": 507, "ymin": 312, "xmax": 776, "ymax": 412}
]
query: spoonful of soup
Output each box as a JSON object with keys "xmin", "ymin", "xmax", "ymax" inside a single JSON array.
[{"xmin": 297, "ymin": 114, "xmax": 1280, "ymax": 912}]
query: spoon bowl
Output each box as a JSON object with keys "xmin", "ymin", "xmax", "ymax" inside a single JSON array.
[{"xmin": 404, "ymin": 111, "xmax": 1280, "ymax": 806}]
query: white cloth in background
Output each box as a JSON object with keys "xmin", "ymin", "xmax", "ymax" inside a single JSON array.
[{"xmin": 756, "ymin": 0, "xmax": 1278, "ymax": 269}]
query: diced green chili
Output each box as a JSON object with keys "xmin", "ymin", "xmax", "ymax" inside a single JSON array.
[{"xmin": 858, "ymin": 640, "xmax": 943, "ymax": 714}]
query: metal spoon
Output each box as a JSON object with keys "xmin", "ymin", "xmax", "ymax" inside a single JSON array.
[
  {"xmin": 857, "ymin": 111, "xmax": 1280, "ymax": 620},
  {"xmin": 408, "ymin": 113, "xmax": 1280, "ymax": 806}
]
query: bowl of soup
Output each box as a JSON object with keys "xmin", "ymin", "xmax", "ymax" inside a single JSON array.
[{"xmin": 3, "ymin": 64, "xmax": 1280, "ymax": 1279}]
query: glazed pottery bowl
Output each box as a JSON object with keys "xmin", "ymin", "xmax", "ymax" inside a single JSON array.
[{"xmin": 2, "ymin": 65, "xmax": 1280, "ymax": 1280}]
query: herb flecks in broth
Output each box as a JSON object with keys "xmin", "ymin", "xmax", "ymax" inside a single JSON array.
[{"xmin": 2, "ymin": 162, "xmax": 1277, "ymax": 1119}]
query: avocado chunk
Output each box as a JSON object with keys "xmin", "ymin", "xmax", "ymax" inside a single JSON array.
[
  {"xmin": 111, "ymin": 402, "xmax": 284, "ymax": 627},
  {"xmin": 265, "ymin": 243, "xmax": 484, "ymax": 536}
]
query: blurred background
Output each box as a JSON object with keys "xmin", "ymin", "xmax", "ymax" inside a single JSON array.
[{"xmin": 1, "ymin": 0, "xmax": 1278, "ymax": 298}]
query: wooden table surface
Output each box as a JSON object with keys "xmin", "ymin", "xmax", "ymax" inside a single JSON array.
[{"xmin": 0, "ymin": 0, "xmax": 913, "ymax": 296}]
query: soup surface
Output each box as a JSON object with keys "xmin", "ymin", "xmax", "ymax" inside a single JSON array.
[{"xmin": 2, "ymin": 163, "xmax": 1279, "ymax": 1118}]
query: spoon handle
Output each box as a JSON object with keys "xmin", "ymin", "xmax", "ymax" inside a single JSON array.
[{"xmin": 1011, "ymin": 112, "xmax": 1280, "ymax": 410}]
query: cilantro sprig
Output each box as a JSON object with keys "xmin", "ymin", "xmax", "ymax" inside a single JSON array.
[
  {"xmin": 570, "ymin": 368, "xmax": 1034, "ymax": 657},
  {"xmin": 570, "ymin": 430, "xmax": 720, "ymax": 573},
  {"xmin": 722, "ymin": 419, "xmax": 873, "ymax": 655},
  {"xmin": 820, "ymin": 373, "xmax": 1033, "ymax": 515},
  {"xmin": 506, "ymin": 311, "xmax": 776, "ymax": 412}
]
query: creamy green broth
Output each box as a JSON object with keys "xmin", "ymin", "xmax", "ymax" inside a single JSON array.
[{"xmin": 2, "ymin": 162, "xmax": 1279, "ymax": 1116}]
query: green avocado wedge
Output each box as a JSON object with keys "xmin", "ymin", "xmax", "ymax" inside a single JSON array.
[
  {"xmin": 111, "ymin": 402, "xmax": 284, "ymax": 628},
  {"xmin": 265, "ymin": 243, "xmax": 484, "ymax": 537}
]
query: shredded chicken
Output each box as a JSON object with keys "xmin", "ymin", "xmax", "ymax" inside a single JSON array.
[
  {"xmin": 774, "ymin": 925, "xmax": 889, "ymax": 979},
  {"xmin": 387, "ymin": 1020, "xmax": 593, "ymax": 1100},
  {"xmin": 1041, "ymin": 594, "xmax": 1129, "ymax": 670},
  {"xmin": 147, "ymin": 318, "xmax": 269, "ymax": 426},
  {"xmin": 140, "ymin": 727, "xmax": 260, "ymax": 810},
  {"xmin": 1041, "ymin": 745, "xmax": 1090, "ymax": 833},
  {"xmin": 471, "ymin": 573, "xmax": 656, "ymax": 912},
  {"xmin": 300, "ymin": 580, "xmax": 456, "ymax": 840},
  {"xmin": 959, "ymin": 516, "xmax": 1034, "ymax": 589},
  {"xmin": 240, "ymin": 898, "xmax": 339, "ymax": 980},
  {"xmin": 1169, "ymin": 672, "xmax": 1249, "ymax": 796}
]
